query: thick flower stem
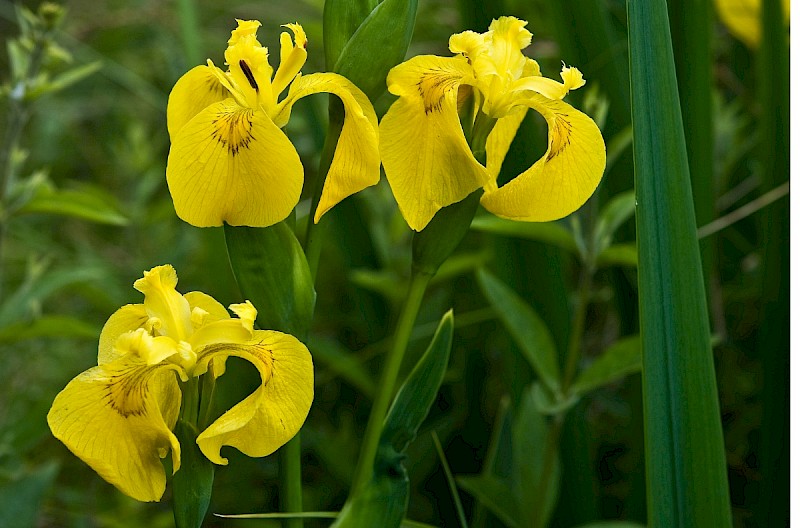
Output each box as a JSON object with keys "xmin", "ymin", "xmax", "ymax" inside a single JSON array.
[
  {"xmin": 350, "ymin": 270, "xmax": 432, "ymax": 493},
  {"xmin": 281, "ymin": 436, "xmax": 304, "ymax": 528}
]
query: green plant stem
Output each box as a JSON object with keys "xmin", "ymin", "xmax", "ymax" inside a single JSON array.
[
  {"xmin": 0, "ymin": 24, "xmax": 51, "ymax": 299},
  {"xmin": 281, "ymin": 436, "xmax": 304, "ymax": 528},
  {"xmin": 351, "ymin": 271, "xmax": 432, "ymax": 493},
  {"xmin": 176, "ymin": 0, "xmax": 201, "ymax": 66},
  {"xmin": 561, "ymin": 268, "xmax": 592, "ymax": 391},
  {"xmin": 531, "ymin": 414, "xmax": 564, "ymax": 528}
]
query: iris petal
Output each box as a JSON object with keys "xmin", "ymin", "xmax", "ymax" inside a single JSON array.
[
  {"xmin": 47, "ymin": 355, "xmax": 182, "ymax": 502},
  {"xmin": 166, "ymin": 99, "xmax": 304, "ymax": 227},
  {"xmin": 167, "ymin": 66, "xmax": 231, "ymax": 140},
  {"xmin": 380, "ymin": 55, "xmax": 490, "ymax": 231},
  {"xmin": 481, "ymin": 93, "xmax": 605, "ymax": 221},
  {"xmin": 273, "ymin": 72, "xmax": 380, "ymax": 223},
  {"xmin": 195, "ymin": 331, "xmax": 313, "ymax": 465},
  {"xmin": 98, "ymin": 304, "xmax": 148, "ymax": 365}
]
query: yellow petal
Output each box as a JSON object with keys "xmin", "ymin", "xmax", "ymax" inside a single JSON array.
[
  {"xmin": 166, "ymin": 99, "xmax": 304, "ymax": 227},
  {"xmin": 98, "ymin": 304, "xmax": 148, "ymax": 365},
  {"xmin": 185, "ymin": 291, "xmax": 230, "ymax": 324},
  {"xmin": 273, "ymin": 72, "xmax": 380, "ymax": 223},
  {"xmin": 134, "ymin": 265, "xmax": 192, "ymax": 342},
  {"xmin": 196, "ymin": 331, "xmax": 313, "ymax": 464},
  {"xmin": 480, "ymin": 93, "xmax": 605, "ymax": 221},
  {"xmin": 485, "ymin": 106, "xmax": 527, "ymax": 182},
  {"xmin": 272, "ymin": 23, "xmax": 308, "ymax": 97},
  {"xmin": 47, "ymin": 357, "xmax": 182, "ymax": 502},
  {"xmin": 380, "ymin": 55, "xmax": 490, "ymax": 231},
  {"xmin": 167, "ymin": 65, "xmax": 231, "ymax": 140}
]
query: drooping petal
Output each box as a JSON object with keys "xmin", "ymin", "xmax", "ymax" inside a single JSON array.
[
  {"xmin": 98, "ymin": 304, "xmax": 148, "ymax": 364},
  {"xmin": 167, "ymin": 66, "xmax": 231, "ymax": 140},
  {"xmin": 480, "ymin": 93, "xmax": 605, "ymax": 222},
  {"xmin": 134, "ymin": 265, "xmax": 193, "ymax": 342},
  {"xmin": 274, "ymin": 72, "xmax": 380, "ymax": 223},
  {"xmin": 195, "ymin": 331, "xmax": 313, "ymax": 464},
  {"xmin": 512, "ymin": 65, "xmax": 586, "ymax": 101},
  {"xmin": 47, "ymin": 352, "xmax": 183, "ymax": 502},
  {"xmin": 166, "ymin": 99, "xmax": 304, "ymax": 227},
  {"xmin": 485, "ymin": 106, "xmax": 527, "ymax": 182},
  {"xmin": 379, "ymin": 55, "xmax": 490, "ymax": 231}
]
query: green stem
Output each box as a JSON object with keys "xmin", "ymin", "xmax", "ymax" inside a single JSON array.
[
  {"xmin": 350, "ymin": 271, "xmax": 432, "ymax": 492},
  {"xmin": 561, "ymin": 268, "xmax": 592, "ymax": 391},
  {"xmin": 531, "ymin": 415, "xmax": 565, "ymax": 528},
  {"xmin": 281, "ymin": 436, "xmax": 304, "ymax": 528}
]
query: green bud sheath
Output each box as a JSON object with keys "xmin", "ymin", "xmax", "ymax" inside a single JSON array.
[{"xmin": 172, "ymin": 419, "xmax": 215, "ymax": 528}]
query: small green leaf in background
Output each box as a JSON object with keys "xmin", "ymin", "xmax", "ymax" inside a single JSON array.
[
  {"xmin": 571, "ymin": 335, "xmax": 641, "ymax": 396},
  {"xmin": 596, "ymin": 244, "xmax": 638, "ymax": 269},
  {"xmin": 15, "ymin": 181, "xmax": 128, "ymax": 226},
  {"xmin": 0, "ymin": 315, "xmax": 98, "ymax": 343},
  {"xmin": 456, "ymin": 475, "xmax": 519, "ymax": 528},
  {"xmin": 224, "ymin": 223, "xmax": 316, "ymax": 338},
  {"xmin": 476, "ymin": 268, "xmax": 561, "ymax": 393},
  {"xmin": 0, "ymin": 462, "xmax": 58, "ymax": 528},
  {"xmin": 592, "ymin": 190, "xmax": 635, "ymax": 257},
  {"xmin": 471, "ymin": 215, "xmax": 579, "ymax": 255},
  {"xmin": 334, "ymin": 310, "xmax": 454, "ymax": 527}
]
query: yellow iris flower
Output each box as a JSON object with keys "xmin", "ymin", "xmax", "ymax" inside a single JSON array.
[
  {"xmin": 714, "ymin": 0, "xmax": 790, "ymax": 48},
  {"xmin": 166, "ymin": 20, "xmax": 380, "ymax": 227},
  {"xmin": 47, "ymin": 265, "xmax": 313, "ymax": 502},
  {"xmin": 379, "ymin": 16, "xmax": 606, "ymax": 231}
]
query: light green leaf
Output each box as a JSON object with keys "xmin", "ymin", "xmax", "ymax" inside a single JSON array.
[
  {"xmin": 456, "ymin": 475, "xmax": 519, "ymax": 528},
  {"xmin": 28, "ymin": 61, "xmax": 102, "ymax": 98},
  {"xmin": 16, "ymin": 184, "xmax": 128, "ymax": 225},
  {"xmin": 572, "ymin": 336, "xmax": 642, "ymax": 396},
  {"xmin": 596, "ymin": 244, "xmax": 638, "ymax": 268},
  {"xmin": 310, "ymin": 337, "xmax": 376, "ymax": 397},
  {"xmin": 532, "ymin": 382, "xmax": 579, "ymax": 415},
  {"xmin": 593, "ymin": 190, "xmax": 635, "ymax": 255},
  {"xmin": 0, "ymin": 462, "xmax": 58, "ymax": 528},
  {"xmin": 224, "ymin": 223, "xmax": 316, "ymax": 338},
  {"xmin": 476, "ymin": 268, "xmax": 561, "ymax": 393},
  {"xmin": 0, "ymin": 315, "xmax": 98, "ymax": 343},
  {"xmin": 513, "ymin": 384, "xmax": 560, "ymax": 528},
  {"xmin": 471, "ymin": 215, "xmax": 579, "ymax": 254}
]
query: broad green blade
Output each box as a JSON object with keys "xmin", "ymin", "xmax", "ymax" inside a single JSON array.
[
  {"xmin": 476, "ymin": 268, "xmax": 560, "ymax": 393},
  {"xmin": 172, "ymin": 420, "xmax": 214, "ymax": 528},
  {"xmin": 323, "ymin": 0, "xmax": 377, "ymax": 69},
  {"xmin": 627, "ymin": 1, "xmax": 732, "ymax": 526},
  {"xmin": 224, "ymin": 223, "xmax": 316, "ymax": 338}
]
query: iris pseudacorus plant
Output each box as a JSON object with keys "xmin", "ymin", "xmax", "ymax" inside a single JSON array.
[
  {"xmin": 380, "ymin": 16, "xmax": 606, "ymax": 231},
  {"xmin": 47, "ymin": 265, "xmax": 313, "ymax": 502},
  {"xmin": 166, "ymin": 19, "xmax": 380, "ymax": 227}
]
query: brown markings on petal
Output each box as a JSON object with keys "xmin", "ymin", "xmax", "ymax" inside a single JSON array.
[
  {"xmin": 417, "ymin": 68, "xmax": 462, "ymax": 115},
  {"xmin": 103, "ymin": 366, "xmax": 150, "ymax": 418},
  {"xmin": 211, "ymin": 109, "xmax": 256, "ymax": 156},
  {"xmin": 239, "ymin": 60, "xmax": 259, "ymax": 92},
  {"xmin": 547, "ymin": 112, "xmax": 573, "ymax": 161}
]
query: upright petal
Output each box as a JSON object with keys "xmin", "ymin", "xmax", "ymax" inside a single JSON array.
[
  {"xmin": 274, "ymin": 72, "xmax": 380, "ymax": 223},
  {"xmin": 134, "ymin": 265, "xmax": 193, "ymax": 342},
  {"xmin": 485, "ymin": 106, "xmax": 527, "ymax": 182},
  {"xmin": 167, "ymin": 66, "xmax": 231, "ymax": 140},
  {"xmin": 195, "ymin": 331, "xmax": 313, "ymax": 464},
  {"xmin": 379, "ymin": 55, "xmax": 490, "ymax": 231},
  {"xmin": 481, "ymin": 94, "xmax": 605, "ymax": 221},
  {"xmin": 98, "ymin": 304, "xmax": 148, "ymax": 364},
  {"xmin": 166, "ymin": 99, "xmax": 304, "ymax": 227},
  {"xmin": 47, "ymin": 355, "xmax": 182, "ymax": 502}
]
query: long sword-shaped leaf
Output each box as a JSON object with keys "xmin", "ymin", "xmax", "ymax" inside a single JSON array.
[{"xmin": 627, "ymin": 1, "xmax": 732, "ymax": 526}]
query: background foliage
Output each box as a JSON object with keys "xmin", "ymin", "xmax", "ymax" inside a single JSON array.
[{"xmin": 0, "ymin": 0, "xmax": 788, "ymax": 526}]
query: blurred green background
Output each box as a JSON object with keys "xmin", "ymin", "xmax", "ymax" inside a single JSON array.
[{"xmin": 0, "ymin": 0, "xmax": 788, "ymax": 526}]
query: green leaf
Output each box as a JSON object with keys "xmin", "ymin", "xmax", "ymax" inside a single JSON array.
[
  {"xmin": 574, "ymin": 523, "xmax": 646, "ymax": 528},
  {"xmin": 571, "ymin": 336, "xmax": 642, "ymax": 396},
  {"xmin": 16, "ymin": 183, "xmax": 128, "ymax": 225},
  {"xmin": 310, "ymin": 336, "xmax": 376, "ymax": 397},
  {"xmin": 323, "ymin": 0, "xmax": 377, "ymax": 69},
  {"xmin": 413, "ymin": 190, "xmax": 481, "ymax": 276},
  {"xmin": 596, "ymin": 244, "xmax": 638, "ymax": 268},
  {"xmin": 382, "ymin": 310, "xmax": 453, "ymax": 453},
  {"xmin": 28, "ymin": 61, "xmax": 102, "ymax": 98},
  {"xmin": 334, "ymin": 311, "xmax": 454, "ymax": 528},
  {"xmin": 513, "ymin": 384, "xmax": 560, "ymax": 528},
  {"xmin": 593, "ymin": 190, "xmax": 635, "ymax": 256},
  {"xmin": 0, "ymin": 462, "xmax": 58, "ymax": 528},
  {"xmin": 628, "ymin": 0, "xmax": 733, "ymax": 525},
  {"xmin": 332, "ymin": 0, "xmax": 420, "ymax": 101},
  {"xmin": 456, "ymin": 475, "xmax": 519, "ymax": 528},
  {"xmin": 471, "ymin": 215, "xmax": 579, "ymax": 254},
  {"xmin": 431, "ymin": 432, "xmax": 468, "ymax": 528},
  {"xmin": 0, "ymin": 315, "xmax": 98, "ymax": 343},
  {"xmin": 531, "ymin": 382, "xmax": 579, "ymax": 415},
  {"xmin": 476, "ymin": 268, "xmax": 561, "ymax": 393},
  {"xmin": 172, "ymin": 420, "xmax": 214, "ymax": 528},
  {"xmin": 224, "ymin": 223, "xmax": 316, "ymax": 338}
]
